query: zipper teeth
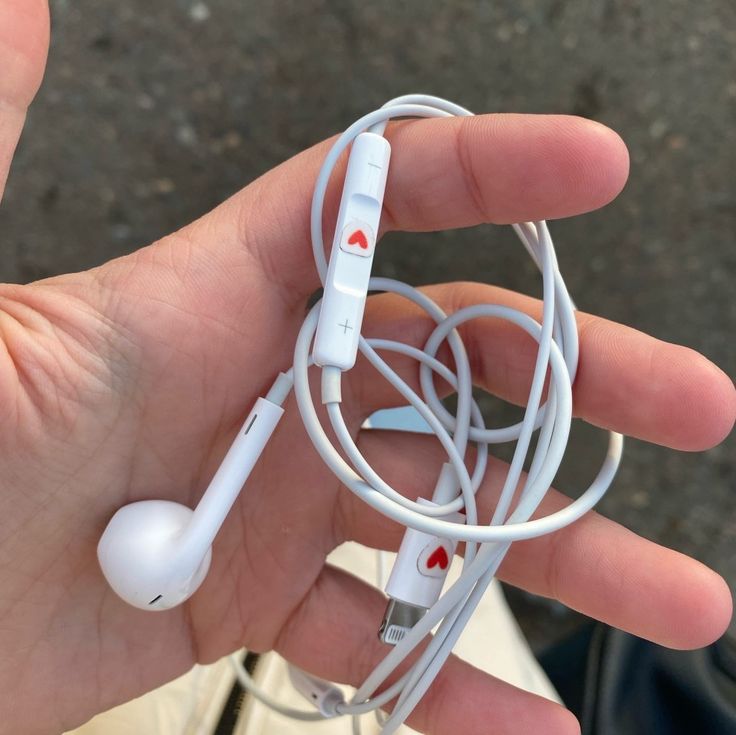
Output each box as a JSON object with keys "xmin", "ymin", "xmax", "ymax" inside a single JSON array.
[
  {"xmin": 231, "ymin": 690, "xmax": 247, "ymax": 731},
  {"xmin": 213, "ymin": 652, "xmax": 261, "ymax": 735}
]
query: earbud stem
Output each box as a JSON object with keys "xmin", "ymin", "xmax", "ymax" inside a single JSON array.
[{"xmin": 181, "ymin": 396, "xmax": 284, "ymax": 557}]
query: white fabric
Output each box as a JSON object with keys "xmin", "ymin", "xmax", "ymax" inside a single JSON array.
[{"xmin": 67, "ymin": 656, "xmax": 236, "ymax": 735}]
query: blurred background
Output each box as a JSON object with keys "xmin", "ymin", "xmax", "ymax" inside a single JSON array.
[{"xmin": 1, "ymin": 0, "xmax": 734, "ymax": 647}]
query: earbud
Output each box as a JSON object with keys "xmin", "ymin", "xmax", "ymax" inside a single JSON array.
[
  {"xmin": 98, "ymin": 499, "xmax": 212, "ymax": 610},
  {"xmin": 97, "ymin": 393, "xmax": 287, "ymax": 610}
]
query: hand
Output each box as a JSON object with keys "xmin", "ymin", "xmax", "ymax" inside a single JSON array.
[{"xmin": 1, "ymin": 3, "xmax": 734, "ymax": 734}]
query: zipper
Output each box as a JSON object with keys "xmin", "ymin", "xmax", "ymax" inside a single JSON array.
[{"xmin": 212, "ymin": 652, "xmax": 261, "ymax": 735}]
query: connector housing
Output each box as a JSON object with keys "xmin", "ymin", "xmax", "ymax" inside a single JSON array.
[{"xmin": 380, "ymin": 498, "xmax": 462, "ymax": 645}]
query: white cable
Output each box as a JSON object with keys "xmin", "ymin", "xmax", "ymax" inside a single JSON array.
[
  {"xmin": 237, "ymin": 95, "xmax": 623, "ymax": 733},
  {"xmin": 228, "ymin": 654, "xmax": 325, "ymax": 722}
]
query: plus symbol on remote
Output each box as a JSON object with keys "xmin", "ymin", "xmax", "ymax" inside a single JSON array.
[{"xmin": 338, "ymin": 319, "xmax": 353, "ymax": 335}]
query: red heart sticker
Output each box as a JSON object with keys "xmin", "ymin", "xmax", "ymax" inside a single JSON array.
[
  {"xmin": 426, "ymin": 546, "xmax": 449, "ymax": 571},
  {"xmin": 418, "ymin": 540, "xmax": 454, "ymax": 578},
  {"xmin": 347, "ymin": 229, "xmax": 369, "ymax": 249},
  {"xmin": 340, "ymin": 221, "xmax": 374, "ymax": 257}
]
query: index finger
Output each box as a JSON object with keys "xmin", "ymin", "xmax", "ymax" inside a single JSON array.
[{"xmin": 185, "ymin": 113, "xmax": 629, "ymax": 302}]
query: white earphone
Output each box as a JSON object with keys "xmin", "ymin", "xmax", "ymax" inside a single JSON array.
[
  {"xmin": 98, "ymin": 393, "xmax": 286, "ymax": 610},
  {"xmin": 97, "ymin": 95, "xmax": 623, "ymax": 734}
]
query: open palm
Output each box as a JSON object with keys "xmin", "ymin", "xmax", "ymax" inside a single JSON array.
[{"xmin": 1, "ymin": 4, "xmax": 734, "ymax": 734}]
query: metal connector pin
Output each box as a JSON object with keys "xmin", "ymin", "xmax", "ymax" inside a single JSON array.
[{"xmin": 378, "ymin": 598, "xmax": 427, "ymax": 645}]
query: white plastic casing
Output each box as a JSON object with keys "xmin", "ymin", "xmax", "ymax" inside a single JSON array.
[
  {"xmin": 184, "ymin": 396, "xmax": 284, "ymax": 552},
  {"xmin": 288, "ymin": 666, "xmax": 344, "ymax": 717},
  {"xmin": 313, "ymin": 132, "xmax": 391, "ymax": 370},
  {"xmin": 97, "ymin": 500, "xmax": 212, "ymax": 610},
  {"xmin": 385, "ymin": 500, "xmax": 461, "ymax": 609}
]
